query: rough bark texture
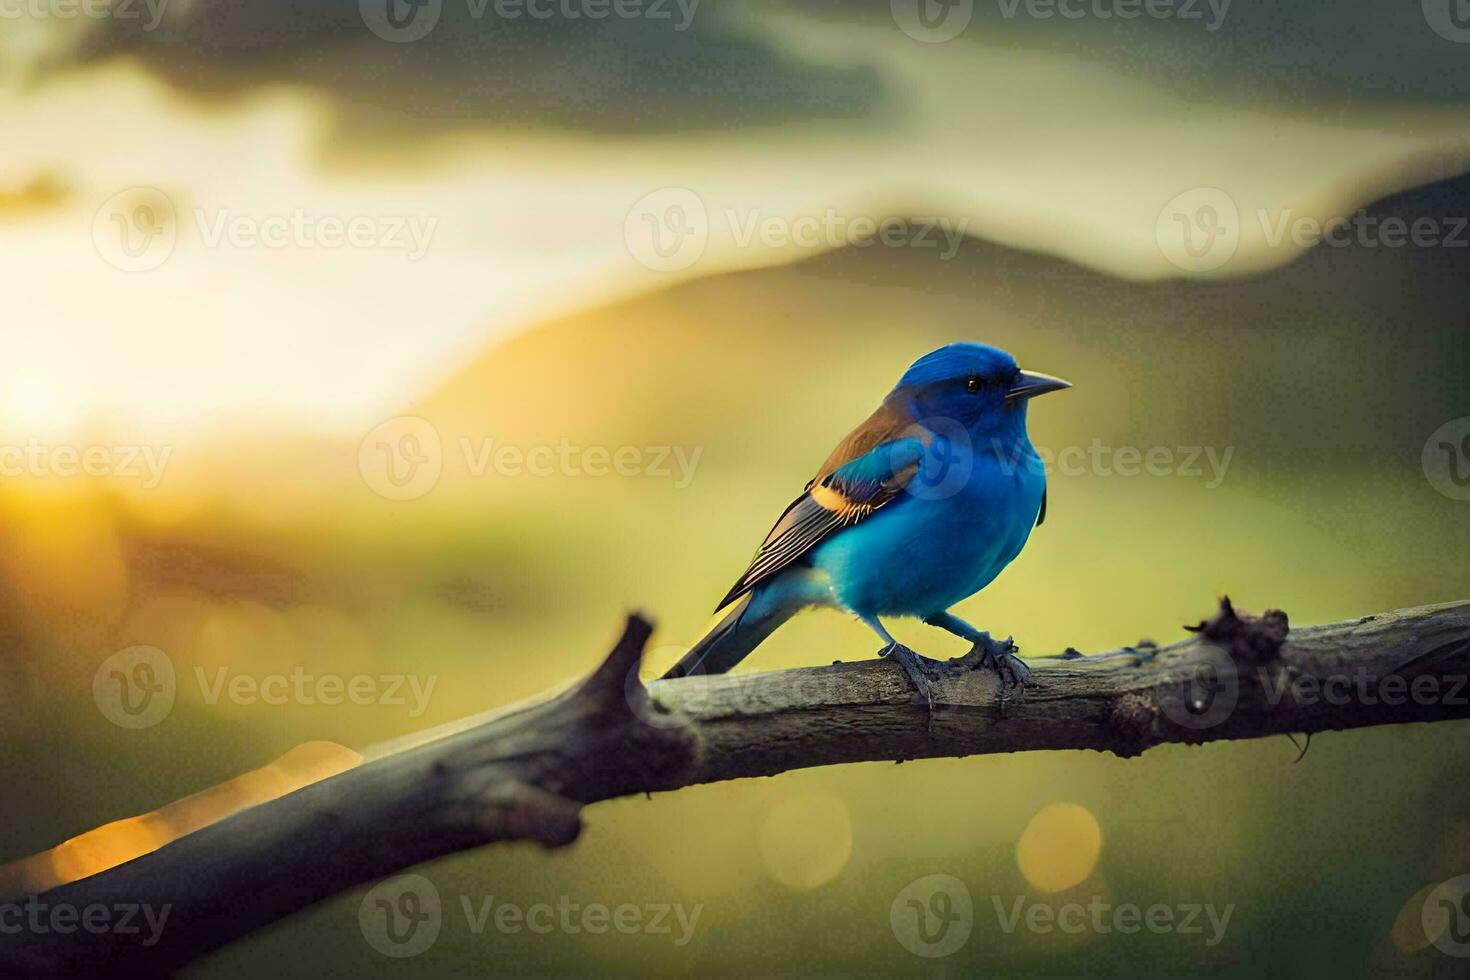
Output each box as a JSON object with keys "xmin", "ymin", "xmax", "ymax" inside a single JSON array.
[{"xmin": 4, "ymin": 598, "xmax": 1469, "ymax": 974}]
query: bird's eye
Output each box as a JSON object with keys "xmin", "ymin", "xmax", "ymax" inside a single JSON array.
[{"xmin": 966, "ymin": 375, "xmax": 982, "ymax": 394}]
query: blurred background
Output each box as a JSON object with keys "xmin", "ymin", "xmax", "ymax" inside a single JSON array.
[{"xmin": 3, "ymin": 1, "xmax": 1470, "ymax": 975}]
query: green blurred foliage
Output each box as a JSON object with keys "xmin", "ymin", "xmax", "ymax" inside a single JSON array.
[{"xmin": 4, "ymin": 232, "xmax": 1470, "ymax": 978}]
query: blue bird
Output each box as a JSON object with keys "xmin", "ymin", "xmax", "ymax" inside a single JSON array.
[{"xmin": 661, "ymin": 342, "xmax": 1070, "ymax": 702}]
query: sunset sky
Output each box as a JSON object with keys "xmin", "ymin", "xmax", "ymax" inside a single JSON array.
[
  {"xmin": 4, "ymin": 2, "xmax": 1470, "ymax": 441},
  {"xmin": 5, "ymin": 8, "xmax": 1470, "ymax": 977}
]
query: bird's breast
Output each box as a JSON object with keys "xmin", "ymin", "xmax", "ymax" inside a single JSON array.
[{"xmin": 810, "ymin": 443, "xmax": 1045, "ymax": 616}]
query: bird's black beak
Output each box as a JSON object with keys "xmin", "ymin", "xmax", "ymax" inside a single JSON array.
[{"xmin": 1006, "ymin": 370, "xmax": 1072, "ymax": 405}]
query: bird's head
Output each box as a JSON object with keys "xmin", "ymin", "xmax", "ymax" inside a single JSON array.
[{"xmin": 892, "ymin": 342, "xmax": 1071, "ymax": 436}]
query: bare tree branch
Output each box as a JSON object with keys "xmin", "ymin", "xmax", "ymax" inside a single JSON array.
[{"xmin": 4, "ymin": 598, "xmax": 1469, "ymax": 974}]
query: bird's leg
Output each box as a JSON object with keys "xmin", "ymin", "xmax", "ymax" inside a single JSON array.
[
  {"xmin": 858, "ymin": 614, "xmax": 944, "ymax": 710},
  {"xmin": 924, "ymin": 610, "xmax": 1031, "ymax": 691}
]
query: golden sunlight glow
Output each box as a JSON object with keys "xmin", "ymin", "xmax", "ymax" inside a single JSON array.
[
  {"xmin": 760, "ymin": 792, "xmax": 854, "ymax": 892},
  {"xmin": 0, "ymin": 741, "xmax": 360, "ymax": 897},
  {"xmin": 1016, "ymin": 803, "xmax": 1103, "ymax": 894},
  {"xmin": 0, "ymin": 489, "xmax": 128, "ymax": 625},
  {"xmin": 1, "ymin": 376, "xmax": 80, "ymax": 439},
  {"xmin": 3, "ymin": 27, "xmax": 1468, "ymax": 439}
]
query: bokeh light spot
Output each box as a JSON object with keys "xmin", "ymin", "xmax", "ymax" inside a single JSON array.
[
  {"xmin": 759, "ymin": 792, "xmax": 853, "ymax": 892},
  {"xmin": 1016, "ymin": 802, "xmax": 1102, "ymax": 893}
]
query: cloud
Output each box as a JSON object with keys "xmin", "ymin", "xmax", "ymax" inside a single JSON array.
[{"xmin": 49, "ymin": 1, "xmax": 886, "ymax": 135}]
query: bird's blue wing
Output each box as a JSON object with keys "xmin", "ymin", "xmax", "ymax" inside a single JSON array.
[{"xmin": 713, "ymin": 435, "xmax": 925, "ymax": 610}]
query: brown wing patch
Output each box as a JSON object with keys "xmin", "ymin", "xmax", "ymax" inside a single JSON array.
[{"xmin": 712, "ymin": 399, "xmax": 924, "ymax": 611}]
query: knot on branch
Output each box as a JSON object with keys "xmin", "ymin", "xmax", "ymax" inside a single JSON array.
[
  {"xmin": 570, "ymin": 613, "xmax": 702, "ymax": 795},
  {"xmin": 472, "ymin": 783, "xmax": 584, "ymax": 849},
  {"xmin": 1107, "ymin": 693, "xmax": 1157, "ymax": 758},
  {"xmin": 1185, "ymin": 596, "xmax": 1289, "ymax": 664},
  {"xmin": 582, "ymin": 611, "xmax": 657, "ymax": 696}
]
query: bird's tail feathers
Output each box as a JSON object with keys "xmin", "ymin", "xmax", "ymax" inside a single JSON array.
[{"xmin": 660, "ymin": 589, "xmax": 794, "ymax": 679}]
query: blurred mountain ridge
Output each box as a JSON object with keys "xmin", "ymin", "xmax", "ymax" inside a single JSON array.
[{"xmin": 415, "ymin": 168, "xmax": 1470, "ymax": 477}]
